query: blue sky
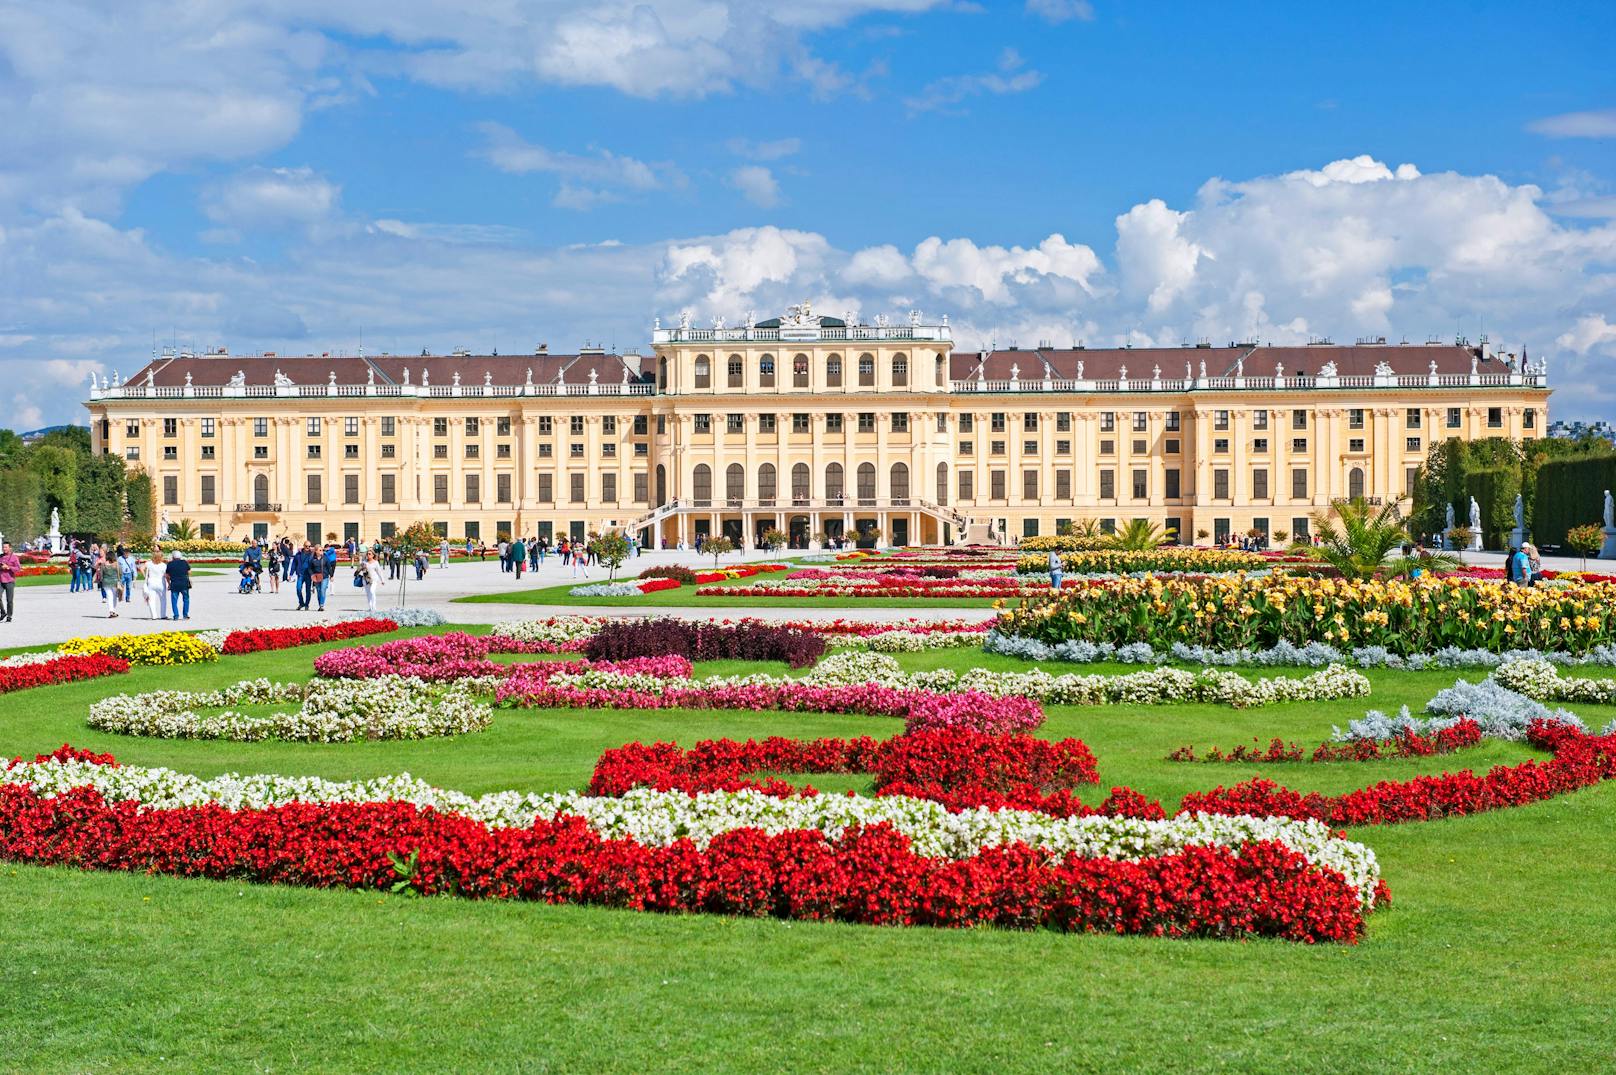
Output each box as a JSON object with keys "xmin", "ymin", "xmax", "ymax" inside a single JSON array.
[{"xmin": 2, "ymin": 0, "xmax": 1614, "ymax": 427}]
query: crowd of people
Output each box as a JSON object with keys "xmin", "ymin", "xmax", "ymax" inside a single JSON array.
[{"xmin": 41, "ymin": 537, "xmax": 196, "ymax": 621}]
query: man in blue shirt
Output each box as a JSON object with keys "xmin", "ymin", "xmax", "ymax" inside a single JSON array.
[
  {"xmin": 164, "ymin": 552, "xmax": 193, "ymax": 620},
  {"xmin": 291, "ymin": 543, "xmax": 314, "ymax": 610},
  {"xmin": 1509, "ymin": 545, "xmax": 1532, "ymax": 587}
]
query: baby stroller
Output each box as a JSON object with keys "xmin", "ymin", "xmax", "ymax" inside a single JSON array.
[{"xmin": 237, "ymin": 562, "xmax": 257, "ymax": 594}]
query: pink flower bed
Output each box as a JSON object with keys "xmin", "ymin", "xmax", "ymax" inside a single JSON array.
[{"xmin": 313, "ymin": 632, "xmax": 691, "ymax": 682}]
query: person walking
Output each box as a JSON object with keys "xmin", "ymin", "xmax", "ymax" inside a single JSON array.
[
  {"xmin": 570, "ymin": 539, "xmax": 589, "ymax": 579},
  {"xmin": 439, "ymin": 537, "xmax": 450, "ymax": 569},
  {"xmin": 0, "ymin": 540, "xmax": 19, "ymax": 623},
  {"xmin": 1048, "ymin": 549, "xmax": 1064, "ymax": 591},
  {"xmin": 142, "ymin": 553, "xmax": 167, "ymax": 618},
  {"xmin": 117, "ymin": 546, "xmax": 138, "ymax": 601},
  {"xmin": 536, "ymin": 536, "xmax": 547, "ymax": 567},
  {"xmin": 265, "ymin": 542, "xmax": 281, "ymax": 594},
  {"xmin": 511, "ymin": 536, "xmax": 526, "ymax": 580},
  {"xmin": 361, "ymin": 551, "xmax": 385, "ymax": 613},
  {"xmin": 97, "ymin": 555, "xmax": 122, "ymax": 618},
  {"xmin": 316, "ymin": 543, "xmax": 336, "ymax": 611},
  {"xmin": 292, "ymin": 543, "xmax": 314, "ymax": 610},
  {"xmin": 164, "ymin": 551, "xmax": 192, "ymax": 620}
]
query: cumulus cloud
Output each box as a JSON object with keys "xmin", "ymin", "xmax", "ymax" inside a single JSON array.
[
  {"xmin": 202, "ymin": 167, "xmax": 340, "ymax": 231},
  {"xmin": 474, "ymin": 121, "xmax": 683, "ymax": 209},
  {"xmin": 1025, "ymin": 0, "xmax": 1094, "ymax": 23},
  {"xmin": 904, "ymin": 47, "xmax": 1043, "ymax": 115},
  {"xmin": 1528, "ymin": 107, "xmax": 1616, "ymax": 139},
  {"xmin": 729, "ymin": 165, "xmax": 782, "ymax": 208},
  {"xmin": 1557, "ymin": 315, "xmax": 1616, "ymax": 355}
]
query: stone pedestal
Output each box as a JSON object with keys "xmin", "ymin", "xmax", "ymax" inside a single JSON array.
[
  {"xmin": 1469, "ymin": 531, "xmax": 1483, "ymax": 552},
  {"xmin": 1509, "ymin": 527, "xmax": 1526, "ymax": 550},
  {"xmin": 1441, "ymin": 528, "xmax": 1452, "ymax": 551},
  {"xmin": 1601, "ymin": 527, "xmax": 1616, "ymax": 560}
]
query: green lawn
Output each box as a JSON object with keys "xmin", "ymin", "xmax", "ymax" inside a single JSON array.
[
  {"xmin": 1, "ymin": 632, "xmax": 1613, "ymax": 1072},
  {"xmin": 16, "ymin": 569, "xmax": 222, "ymax": 588},
  {"xmin": 454, "ymin": 570, "xmax": 1009, "ymax": 609}
]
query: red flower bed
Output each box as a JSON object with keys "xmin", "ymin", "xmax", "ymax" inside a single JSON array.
[
  {"xmin": 637, "ymin": 577, "xmax": 682, "ymax": 594},
  {"xmin": 1178, "ymin": 722, "xmax": 1616, "ymax": 827},
  {"xmin": 218, "ymin": 617, "xmax": 399, "ymax": 655},
  {"xmin": 0, "ymin": 771, "xmax": 1365, "ymax": 942},
  {"xmin": 589, "ymin": 729, "xmax": 1131, "ymax": 818},
  {"xmin": 0, "ymin": 654, "xmax": 130, "ymax": 695},
  {"xmin": 1169, "ymin": 720, "xmax": 1485, "ymax": 764},
  {"xmin": 16, "ymin": 564, "xmax": 69, "ymax": 578}
]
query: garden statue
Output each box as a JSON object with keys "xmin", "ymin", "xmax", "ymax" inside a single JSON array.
[
  {"xmin": 1513, "ymin": 494, "xmax": 1524, "ymax": 532},
  {"xmin": 1605, "ymin": 489, "xmax": 1614, "ymax": 530}
]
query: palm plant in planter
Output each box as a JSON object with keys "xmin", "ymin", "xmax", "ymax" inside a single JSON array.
[{"xmin": 1314, "ymin": 497, "xmax": 1460, "ymax": 579}]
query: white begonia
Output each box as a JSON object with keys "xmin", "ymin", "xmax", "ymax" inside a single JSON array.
[{"xmin": 1, "ymin": 757, "xmax": 1382, "ymax": 909}]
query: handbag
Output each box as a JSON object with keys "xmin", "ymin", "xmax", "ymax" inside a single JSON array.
[{"xmin": 352, "ymin": 571, "xmax": 364, "ymax": 588}]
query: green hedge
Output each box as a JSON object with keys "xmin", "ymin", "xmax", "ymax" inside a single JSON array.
[
  {"xmin": 1534, "ymin": 456, "xmax": 1616, "ymax": 548},
  {"xmin": 1463, "ymin": 466, "xmax": 1520, "ymax": 550}
]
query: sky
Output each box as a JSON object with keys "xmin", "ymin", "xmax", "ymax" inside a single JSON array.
[{"xmin": 1, "ymin": 0, "xmax": 1614, "ymax": 430}]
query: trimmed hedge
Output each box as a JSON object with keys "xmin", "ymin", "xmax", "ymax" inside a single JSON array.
[{"xmin": 1534, "ymin": 455, "xmax": 1616, "ymax": 548}]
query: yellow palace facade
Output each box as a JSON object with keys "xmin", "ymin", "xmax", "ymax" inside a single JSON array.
[{"xmin": 85, "ymin": 305, "xmax": 1550, "ymax": 548}]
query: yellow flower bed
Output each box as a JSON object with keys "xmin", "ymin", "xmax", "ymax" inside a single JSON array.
[
  {"xmin": 58, "ymin": 631, "xmax": 219, "ymax": 666},
  {"xmin": 1016, "ymin": 548, "xmax": 1280, "ymax": 575}
]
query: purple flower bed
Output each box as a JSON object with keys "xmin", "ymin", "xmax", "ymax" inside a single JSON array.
[{"xmin": 584, "ymin": 620, "xmax": 827, "ymax": 669}]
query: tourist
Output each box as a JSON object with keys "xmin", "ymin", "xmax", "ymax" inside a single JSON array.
[
  {"xmin": 439, "ymin": 537, "xmax": 450, "ymax": 568},
  {"xmin": 165, "ymin": 550, "xmax": 192, "ymax": 620},
  {"xmin": 98, "ymin": 555, "xmax": 122, "ymax": 617},
  {"xmin": 570, "ymin": 540, "xmax": 590, "ymax": 579},
  {"xmin": 536, "ymin": 536, "xmax": 548, "ymax": 566},
  {"xmin": 292, "ymin": 543, "xmax": 315, "ymax": 610},
  {"xmin": 142, "ymin": 553, "xmax": 167, "ymax": 618},
  {"xmin": 361, "ymin": 550, "xmax": 385, "ymax": 612},
  {"xmin": 1048, "ymin": 548, "xmax": 1063, "ymax": 591},
  {"xmin": 0, "ymin": 540, "xmax": 18, "ymax": 623},
  {"xmin": 265, "ymin": 542, "xmax": 281, "ymax": 593},
  {"xmin": 117, "ymin": 546, "xmax": 138, "ymax": 599},
  {"xmin": 498, "ymin": 538, "xmax": 510, "ymax": 572},
  {"xmin": 528, "ymin": 537, "xmax": 539, "ymax": 571},
  {"xmin": 511, "ymin": 536, "xmax": 526, "ymax": 579},
  {"xmin": 1523, "ymin": 542, "xmax": 1544, "ymax": 586},
  {"xmin": 414, "ymin": 548, "xmax": 427, "ymax": 580},
  {"xmin": 316, "ymin": 543, "xmax": 336, "ymax": 611}
]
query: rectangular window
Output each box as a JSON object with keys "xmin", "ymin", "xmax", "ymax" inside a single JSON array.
[
  {"xmin": 1165, "ymin": 412, "xmax": 1180, "ymax": 432},
  {"xmin": 1055, "ymin": 439, "xmax": 1071, "ymax": 455},
  {"xmin": 570, "ymin": 416, "xmax": 584, "ymax": 436},
  {"xmin": 937, "ymin": 413, "xmax": 949, "ymax": 432},
  {"xmin": 1214, "ymin": 469, "xmax": 1230, "ymax": 499},
  {"xmin": 434, "ymin": 474, "xmax": 449, "ymax": 504},
  {"xmin": 959, "ymin": 471, "xmax": 974, "ymax": 500},
  {"xmin": 381, "ymin": 474, "xmax": 396, "ymax": 503},
  {"xmin": 464, "ymin": 417, "xmax": 479, "ymax": 437},
  {"xmin": 1099, "ymin": 412, "xmax": 1115, "ymax": 432},
  {"xmin": 1132, "ymin": 469, "xmax": 1147, "ymax": 499},
  {"xmin": 381, "ymin": 522, "xmax": 396, "ymax": 539},
  {"xmin": 1056, "ymin": 412, "xmax": 1072, "ymax": 432},
  {"xmin": 1165, "ymin": 439, "xmax": 1180, "ymax": 454},
  {"xmin": 307, "ymin": 474, "xmax": 321, "ymax": 504},
  {"xmin": 201, "ymin": 418, "xmax": 215, "ymax": 438},
  {"xmin": 1523, "ymin": 409, "xmax": 1536, "ymax": 430},
  {"xmin": 793, "ymin": 355, "xmax": 808, "ymax": 387},
  {"xmin": 727, "ymin": 357, "xmax": 743, "ymax": 387},
  {"xmin": 1407, "ymin": 437, "xmax": 1422, "ymax": 452},
  {"xmin": 434, "ymin": 417, "xmax": 448, "ymax": 436},
  {"xmin": 759, "ymin": 414, "xmax": 777, "ymax": 434},
  {"xmin": 1406, "ymin": 467, "xmax": 1419, "ymax": 497},
  {"xmin": 601, "ymin": 443, "xmax": 616, "ymax": 458},
  {"xmin": 1023, "ymin": 413, "xmax": 1038, "ymax": 432},
  {"xmin": 345, "ymin": 416, "xmax": 358, "ymax": 436},
  {"xmin": 163, "ymin": 418, "xmax": 177, "ymax": 437},
  {"xmin": 570, "ymin": 443, "xmax": 583, "ymax": 458},
  {"xmin": 858, "ymin": 413, "xmax": 875, "ymax": 433},
  {"xmin": 634, "ymin": 472, "xmax": 649, "ymax": 503},
  {"xmin": 1406, "ymin": 408, "xmax": 1422, "ymax": 429},
  {"xmin": 496, "ymin": 444, "xmax": 511, "ymax": 459},
  {"xmin": 496, "ymin": 474, "xmax": 511, "ymax": 503},
  {"xmin": 826, "ymin": 414, "xmax": 843, "ymax": 433},
  {"xmin": 793, "ymin": 413, "xmax": 810, "ymax": 433},
  {"xmin": 199, "ymin": 446, "xmax": 215, "ymax": 460},
  {"xmin": 1055, "ymin": 469, "xmax": 1072, "ymax": 498},
  {"xmin": 1488, "ymin": 407, "xmax": 1502, "ymax": 428},
  {"xmin": 858, "ymin": 355, "xmax": 874, "ymax": 386},
  {"xmin": 570, "ymin": 474, "xmax": 585, "ymax": 503},
  {"xmin": 1292, "ymin": 409, "xmax": 1307, "ymax": 430},
  {"xmin": 959, "ymin": 414, "xmax": 974, "ymax": 432},
  {"xmin": 344, "ymin": 444, "xmax": 359, "ymax": 459},
  {"xmin": 537, "ymin": 475, "xmax": 553, "ymax": 502},
  {"xmin": 1253, "ymin": 438, "xmax": 1269, "ymax": 453},
  {"xmin": 307, "ymin": 417, "xmax": 321, "ymax": 436},
  {"xmin": 381, "ymin": 416, "xmax": 395, "ymax": 436},
  {"xmin": 1447, "ymin": 407, "xmax": 1462, "ymax": 429},
  {"xmin": 694, "ymin": 414, "xmax": 711, "ymax": 434},
  {"xmin": 497, "ymin": 417, "xmax": 512, "ymax": 436},
  {"xmin": 991, "ymin": 440, "xmax": 1006, "ymax": 455},
  {"xmin": 1349, "ymin": 438, "xmax": 1365, "ymax": 452},
  {"xmin": 1132, "ymin": 440, "xmax": 1147, "ymax": 455},
  {"xmin": 991, "ymin": 413, "xmax": 1007, "ymax": 433},
  {"xmin": 1165, "ymin": 468, "xmax": 1181, "ymax": 499},
  {"xmin": 199, "ymin": 475, "xmax": 215, "ymax": 504},
  {"xmin": 306, "ymin": 444, "xmax": 321, "ymax": 459},
  {"xmin": 1252, "ymin": 410, "xmax": 1268, "ymax": 431},
  {"xmin": 892, "ymin": 412, "xmax": 909, "ymax": 433},
  {"xmin": 633, "ymin": 415, "xmax": 648, "ymax": 436},
  {"xmin": 164, "ymin": 446, "xmax": 178, "ymax": 461},
  {"xmin": 537, "ymin": 443, "xmax": 551, "ymax": 458},
  {"xmin": 1214, "ymin": 439, "xmax": 1229, "ymax": 454},
  {"xmin": 1133, "ymin": 411, "xmax": 1148, "ymax": 432},
  {"xmin": 465, "ymin": 443, "xmax": 479, "ymax": 459},
  {"xmin": 162, "ymin": 476, "xmax": 178, "ymax": 504},
  {"xmin": 200, "ymin": 523, "xmax": 215, "ymax": 540},
  {"xmin": 959, "ymin": 441, "xmax": 973, "ymax": 455},
  {"xmin": 254, "ymin": 417, "xmax": 268, "ymax": 437},
  {"xmin": 1099, "ymin": 469, "xmax": 1115, "ymax": 499},
  {"xmin": 433, "ymin": 444, "xmax": 448, "ymax": 459},
  {"xmin": 1253, "ymin": 468, "xmax": 1269, "ymax": 500},
  {"xmin": 344, "ymin": 474, "xmax": 359, "ymax": 504},
  {"xmin": 1214, "ymin": 410, "xmax": 1229, "ymax": 431},
  {"xmin": 253, "ymin": 446, "xmax": 267, "ymax": 460},
  {"xmin": 126, "ymin": 420, "xmax": 140, "ymax": 437},
  {"xmin": 726, "ymin": 413, "xmax": 744, "ymax": 434},
  {"xmin": 1024, "ymin": 440, "xmax": 1038, "ymax": 455},
  {"xmin": 1023, "ymin": 518, "xmax": 1039, "ymax": 538},
  {"xmin": 826, "ymin": 356, "xmax": 842, "ymax": 387},
  {"xmin": 1023, "ymin": 469, "xmax": 1038, "ymax": 500},
  {"xmin": 602, "ymin": 473, "xmax": 617, "ymax": 502},
  {"xmin": 990, "ymin": 470, "xmax": 1007, "ymax": 500},
  {"xmin": 1291, "ymin": 468, "xmax": 1308, "ymax": 500},
  {"xmin": 1292, "ymin": 517, "xmax": 1310, "ymax": 542},
  {"xmin": 1292, "ymin": 438, "xmax": 1308, "ymax": 453},
  {"xmin": 539, "ymin": 416, "xmax": 553, "ymax": 435}
]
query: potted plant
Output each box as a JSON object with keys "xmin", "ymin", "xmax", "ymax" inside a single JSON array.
[
  {"xmin": 760, "ymin": 527, "xmax": 787, "ymax": 553},
  {"xmin": 1566, "ymin": 523, "xmax": 1604, "ymax": 571}
]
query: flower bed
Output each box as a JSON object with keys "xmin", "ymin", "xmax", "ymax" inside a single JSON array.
[
  {"xmin": 1169, "ymin": 720, "xmax": 1485, "ymax": 764},
  {"xmin": 997, "ymin": 575, "xmax": 1616, "ymax": 655},
  {"xmin": 1494, "ymin": 659, "xmax": 1616, "ymax": 705},
  {"xmin": 58, "ymin": 631, "xmax": 218, "ymax": 666},
  {"xmin": 486, "ymin": 618, "xmax": 604, "ymax": 650},
  {"xmin": 0, "ymin": 653, "xmax": 130, "ymax": 695},
  {"xmin": 16, "ymin": 564, "xmax": 69, "ymax": 578},
  {"xmin": 0, "ymin": 749, "xmax": 1381, "ymax": 940},
  {"xmin": 217, "ymin": 617, "xmax": 399, "ymax": 655},
  {"xmin": 313, "ymin": 633, "xmax": 690, "ymax": 683},
  {"xmin": 984, "ymin": 632, "xmax": 1616, "ymax": 670},
  {"xmin": 86, "ymin": 676, "xmax": 491, "ymax": 742},
  {"xmin": 1015, "ymin": 549, "xmax": 1286, "ymax": 575},
  {"xmin": 584, "ymin": 619, "xmax": 826, "ymax": 668},
  {"xmin": 703, "ymin": 573, "xmax": 1035, "ymax": 599}
]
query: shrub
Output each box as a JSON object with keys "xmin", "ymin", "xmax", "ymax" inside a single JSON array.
[
  {"xmin": 584, "ymin": 620, "xmax": 827, "ymax": 667},
  {"xmin": 638, "ymin": 564, "xmax": 697, "ymax": 584}
]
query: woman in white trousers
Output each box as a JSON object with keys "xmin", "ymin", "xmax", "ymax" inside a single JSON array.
[
  {"xmin": 362, "ymin": 551, "xmax": 384, "ymax": 613},
  {"xmin": 142, "ymin": 554, "xmax": 167, "ymax": 619}
]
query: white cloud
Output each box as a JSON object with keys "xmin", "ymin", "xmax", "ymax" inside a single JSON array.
[
  {"xmin": 729, "ymin": 165, "xmax": 782, "ymax": 208},
  {"xmin": 726, "ymin": 137, "xmax": 802, "ymax": 161},
  {"xmin": 904, "ymin": 47, "xmax": 1043, "ymax": 115},
  {"xmin": 910, "ymin": 233, "xmax": 1102, "ymax": 303},
  {"xmin": 1114, "ymin": 199, "xmax": 1206, "ymax": 314},
  {"xmin": 1528, "ymin": 108, "xmax": 1616, "ymax": 139},
  {"xmin": 1025, "ymin": 0, "xmax": 1094, "ymax": 23},
  {"xmin": 474, "ymin": 121, "xmax": 683, "ymax": 209},
  {"xmin": 1557, "ymin": 315, "xmax": 1616, "ymax": 355},
  {"xmin": 844, "ymin": 244, "xmax": 914, "ymax": 287},
  {"xmin": 202, "ymin": 167, "xmax": 340, "ymax": 230}
]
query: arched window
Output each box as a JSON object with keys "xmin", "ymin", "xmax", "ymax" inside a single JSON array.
[
  {"xmin": 656, "ymin": 465, "xmax": 667, "ymax": 506},
  {"xmin": 759, "ymin": 355, "xmax": 775, "ymax": 387},
  {"xmin": 792, "ymin": 462, "xmax": 810, "ymax": 501},
  {"xmin": 936, "ymin": 354, "xmax": 946, "ymax": 387},
  {"xmin": 694, "ymin": 355, "xmax": 711, "ymax": 389},
  {"xmin": 826, "ymin": 462, "xmax": 844, "ymax": 501},
  {"xmin": 892, "ymin": 354, "xmax": 908, "ymax": 386},
  {"xmin": 857, "ymin": 353, "xmax": 875, "ymax": 386},
  {"xmin": 726, "ymin": 463, "xmax": 744, "ymax": 502},
  {"xmin": 758, "ymin": 463, "xmax": 777, "ymax": 502},
  {"xmin": 889, "ymin": 462, "xmax": 910, "ymax": 502},
  {"xmin": 692, "ymin": 464, "xmax": 712, "ymax": 503},
  {"xmin": 727, "ymin": 355, "xmax": 744, "ymax": 388},
  {"xmin": 253, "ymin": 473, "xmax": 270, "ymax": 509},
  {"xmin": 857, "ymin": 462, "xmax": 876, "ymax": 502},
  {"xmin": 826, "ymin": 355, "xmax": 843, "ymax": 387},
  {"xmin": 792, "ymin": 354, "xmax": 809, "ymax": 388},
  {"xmin": 935, "ymin": 462, "xmax": 948, "ymax": 506},
  {"xmin": 1348, "ymin": 467, "xmax": 1365, "ymax": 501},
  {"xmin": 658, "ymin": 357, "xmax": 669, "ymax": 390}
]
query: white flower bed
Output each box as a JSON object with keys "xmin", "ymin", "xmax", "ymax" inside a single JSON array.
[
  {"xmin": 1, "ymin": 756, "xmax": 1382, "ymax": 908},
  {"xmin": 1, "ymin": 651, "xmax": 72, "ymax": 668},
  {"xmin": 569, "ymin": 582, "xmax": 646, "ymax": 597},
  {"xmin": 852, "ymin": 630, "xmax": 987, "ymax": 652},
  {"xmin": 985, "ymin": 632, "xmax": 1616, "ymax": 669},
  {"xmin": 488, "ymin": 617, "xmax": 607, "ymax": 645},
  {"xmin": 1493, "ymin": 659, "xmax": 1616, "ymax": 705},
  {"xmin": 85, "ymin": 676, "xmax": 492, "ymax": 743}
]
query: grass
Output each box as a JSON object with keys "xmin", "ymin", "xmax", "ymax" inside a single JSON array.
[
  {"xmin": 16, "ymin": 569, "xmax": 222, "ymax": 589},
  {"xmin": 454, "ymin": 569, "xmax": 1007, "ymax": 609},
  {"xmin": 1, "ymin": 631, "xmax": 1614, "ymax": 1072}
]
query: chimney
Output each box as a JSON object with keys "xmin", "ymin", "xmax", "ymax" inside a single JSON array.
[{"xmin": 535, "ymin": 343, "xmax": 548, "ymax": 355}]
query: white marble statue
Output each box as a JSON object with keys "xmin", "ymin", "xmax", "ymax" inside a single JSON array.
[
  {"xmin": 1445, "ymin": 502, "xmax": 1455, "ymax": 531},
  {"xmin": 228, "ymin": 369, "xmax": 246, "ymax": 387},
  {"xmin": 1513, "ymin": 494, "xmax": 1525, "ymax": 532},
  {"xmin": 49, "ymin": 507, "xmax": 60, "ymax": 535},
  {"xmin": 1605, "ymin": 489, "xmax": 1614, "ymax": 530},
  {"xmin": 1469, "ymin": 496, "xmax": 1481, "ymax": 533},
  {"xmin": 273, "ymin": 369, "xmax": 294, "ymax": 387}
]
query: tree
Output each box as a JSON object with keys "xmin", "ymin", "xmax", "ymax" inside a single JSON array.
[
  {"xmin": 1107, "ymin": 518, "xmax": 1175, "ymax": 551},
  {"xmin": 125, "ymin": 468, "xmax": 155, "ymax": 542},
  {"xmin": 760, "ymin": 527, "xmax": 787, "ymax": 552},
  {"xmin": 168, "ymin": 518, "xmax": 199, "ymax": 540},
  {"xmin": 1445, "ymin": 526, "xmax": 1474, "ymax": 564},
  {"xmin": 595, "ymin": 531, "xmax": 631, "ymax": 579},
  {"xmin": 1195, "ymin": 528, "xmax": 1210, "ymax": 541},
  {"xmin": 857, "ymin": 525, "xmax": 882, "ymax": 548},
  {"xmin": 704, "ymin": 535, "xmax": 735, "ymax": 566},
  {"xmin": 1273, "ymin": 529, "xmax": 1288, "ymax": 543},
  {"xmin": 1566, "ymin": 524, "xmax": 1604, "ymax": 571},
  {"xmin": 1312, "ymin": 496, "xmax": 1459, "ymax": 580}
]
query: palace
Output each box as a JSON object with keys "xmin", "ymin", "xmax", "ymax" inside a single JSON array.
[{"xmin": 85, "ymin": 305, "xmax": 1551, "ymax": 548}]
